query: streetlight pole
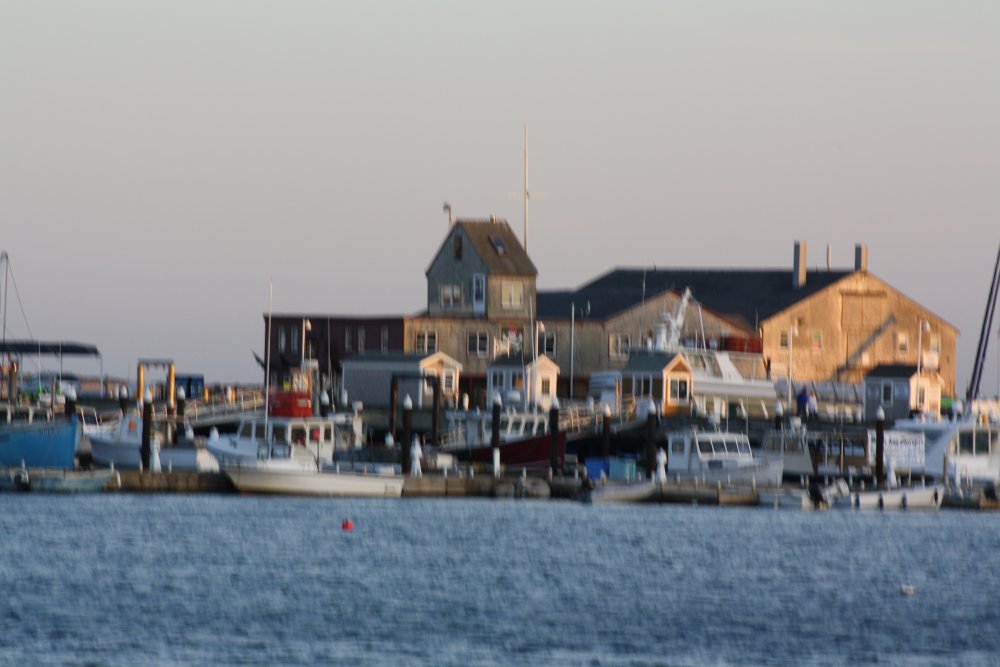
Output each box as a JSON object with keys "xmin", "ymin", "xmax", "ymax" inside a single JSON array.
[
  {"xmin": 916, "ymin": 320, "xmax": 929, "ymax": 411},
  {"xmin": 786, "ymin": 325, "xmax": 798, "ymax": 411}
]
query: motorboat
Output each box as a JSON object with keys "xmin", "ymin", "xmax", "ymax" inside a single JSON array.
[
  {"xmin": 893, "ymin": 413, "xmax": 1000, "ymax": 486},
  {"xmin": 89, "ymin": 410, "xmax": 219, "ymax": 472},
  {"xmin": 0, "ymin": 462, "xmax": 119, "ymax": 492},
  {"xmin": 225, "ymin": 460, "xmax": 404, "ymax": 498},
  {"xmin": 438, "ymin": 408, "xmax": 565, "ymax": 470},
  {"xmin": 831, "ymin": 483, "xmax": 944, "ymax": 511},
  {"xmin": 0, "ymin": 407, "xmax": 80, "ymax": 469},
  {"xmin": 664, "ymin": 427, "xmax": 783, "ymax": 487}
]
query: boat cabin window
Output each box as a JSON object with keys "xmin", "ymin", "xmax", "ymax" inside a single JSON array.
[
  {"xmin": 499, "ymin": 417, "xmax": 510, "ymax": 432},
  {"xmin": 736, "ymin": 441, "xmax": 750, "ymax": 455},
  {"xmin": 324, "ymin": 425, "xmax": 333, "ymax": 442},
  {"xmin": 698, "ymin": 439, "xmax": 713, "ymax": 454},
  {"xmin": 239, "ymin": 422, "xmax": 254, "ymax": 439},
  {"xmin": 670, "ymin": 439, "xmax": 685, "ymax": 455},
  {"xmin": 271, "ymin": 425, "xmax": 287, "ymax": 443},
  {"xmin": 509, "ymin": 418, "xmax": 524, "ymax": 435},
  {"xmin": 533, "ymin": 420, "xmax": 545, "ymax": 436},
  {"xmin": 291, "ymin": 426, "xmax": 307, "ymax": 445},
  {"xmin": 959, "ymin": 432, "xmax": 974, "ymax": 455},
  {"xmin": 714, "ymin": 441, "xmax": 729, "ymax": 454}
]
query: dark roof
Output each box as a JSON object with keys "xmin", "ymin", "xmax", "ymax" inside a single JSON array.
[
  {"xmin": 866, "ymin": 364, "xmax": 918, "ymax": 379},
  {"xmin": 455, "ymin": 220, "xmax": 537, "ymax": 276},
  {"xmin": 488, "ymin": 353, "xmax": 554, "ymax": 368},
  {"xmin": 341, "ymin": 352, "xmax": 434, "ymax": 365},
  {"xmin": 622, "ymin": 351, "xmax": 680, "ymax": 373},
  {"xmin": 537, "ymin": 267, "xmax": 853, "ymax": 326},
  {"xmin": 0, "ymin": 340, "xmax": 100, "ymax": 356}
]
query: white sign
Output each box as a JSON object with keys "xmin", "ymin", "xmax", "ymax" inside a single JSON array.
[{"xmin": 867, "ymin": 430, "xmax": 925, "ymax": 471}]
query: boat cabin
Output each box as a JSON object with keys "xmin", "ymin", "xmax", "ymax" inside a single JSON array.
[{"xmin": 666, "ymin": 429, "xmax": 753, "ymax": 473}]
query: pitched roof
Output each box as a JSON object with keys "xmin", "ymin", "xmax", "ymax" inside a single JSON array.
[
  {"xmin": 455, "ymin": 219, "xmax": 537, "ymax": 276},
  {"xmin": 866, "ymin": 364, "xmax": 918, "ymax": 379},
  {"xmin": 622, "ymin": 351, "xmax": 681, "ymax": 373},
  {"xmin": 537, "ymin": 267, "xmax": 852, "ymax": 326}
]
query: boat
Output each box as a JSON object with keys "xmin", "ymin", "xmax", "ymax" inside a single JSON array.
[
  {"xmin": 206, "ymin": 391, "xmax": 365, "ymax": 468},
  {"xmin": 438, "ymin": 407, "xmax": 566, "ymax": 470},
  {"xmin": 581, "ymin": 479, "xmax": 656, "ymax": 504},
  {"xmin": 89, "ymin": 410, "xmax": 219, "ymax": 472},
  {"xmin": 225, "ymin": 460, "xmax": 404, "ymax": 498},
  {"xmin": 756, "ymin": 487, "xmax": 817, "ymax": 511},
  {"xmin": 664, "ymin": 427, "xmax": 783, "ymax": 487},
  {"xmin": 0, "ymin": 462, "xmax": 119, "ymax": 493},
  {"xmin": 0, "ymin": 412, "xmax": 80, "ymax": 469},
  {"xmin": 893, "ymin": 413, "xmax": 1000, "ymax": 486},
  {"xmin": 831, "ymin": 483, "xmax": 944, "ymax": 511}
]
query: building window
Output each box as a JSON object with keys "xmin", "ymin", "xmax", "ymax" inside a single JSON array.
[
  {"xmin": 467, "ymin": 332, "xmax": 489, "ymax": 357},
  {"xmin": 610, "ymin": 334, "xmax": 631, "ymax": 359},
  {"xmin": 441, "ymin": 284, "xmax": 462, "ymax": 308},
  {"xmin": 511, "ymin": 371, "xmax": 524, "ymax": 390},
  {"xmin": 472, "ymin": 274, "xmax": 486, "ymax": 311},
  {"xmin": 882, "ymin": 383, "xmax": 893, "ymax": 404},
  {"xmin": 443, "ymin": 371, "xmax": 455, "ymax": 392},
  {"xmin": 541, "ymin": 378, "xmax": 551, "ymax": 396},
  {"xmin": 670, "ymin": 378, "xmax": 689, "ymax": 402},
  {"xmin": 811, "ymin": 331, "xmax": 822, "ymax": 351},
  {"xmin": 501, "ymin": 281, "xmax": 524, "ymax": 309},
  {"xmin": 636, "ymin": 375, "xmax": 652, "ymax": 396},
  {"xmin": 538, "ymin": 332, "xmax": 556, "ymax": 357},
  {"xmin": 291, "ymin": 327, "xmax": 299, "ymax": 353},
  {"xmin": 894, "ymin": 382, "xmax": 908, "ymax": 402},
  {"xmin": 345, "ymin": 329, "xmax": 352, "ymax": 352},
  {"xmin": 381, "ymin": 326, "xmax": 389, "ymax": 353},
  {"xmin": 490, "ymin": 370, "xmax": 505, "ymax": 391},
  {"xmin": 930, "ymin": 334, "xmax": 941, "ymax": 353},
  {"xmin": 278, "ymin": 328, "xmax": 287, "ymax": 352},
  {"xmin": 357, "ymin": 327, "xmax": 366, "ymax": 354},
  {"xmin": 897, "ymin": 333, "xmax": 909, "ymax": 354},
  {"xmin": 415, "ymin": 331, "xmax": 437, "ymax": 354},
  {"xmin": 453, "ymin": 235, "xmax": 462, "ymax": 260},
  {"xmin": 779, "ymin": 331, "xmax": 789, "ymax": 349}
]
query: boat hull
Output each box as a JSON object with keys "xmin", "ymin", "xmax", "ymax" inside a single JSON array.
[
  {"xmin": 583, "ymin": 480, "xmax": 656, "ymax": 504},
  {"xmin": 457, "ymin": 432, "xmax": 566, "ymax": 471},
  {"xmin": 832, "ymin": 485, "xmax": 944, "ymax": 511},
  {"xmin": 0, "ymin": 466, "xmax": 119, "ymax": 493},
  {"xmin": 225, "ymin": 466, "xmax": 404, "ymax": 497},
  {"xmin": 669, "ymin": 458, "xmax": 784, "ymax": 488},
  {"xmin": 0, "ymin": 419, "xmax": 80, "ymax": 469},
  {"xmin": 90, "ymin": 434, "xmax": 219, "ymax": 472}
]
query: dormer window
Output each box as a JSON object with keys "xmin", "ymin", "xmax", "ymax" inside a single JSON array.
[
  {"xmin": 453, "ymin": 235, "xmax": 463, "ymax": 260},
  {"xmin": 490, "ymin": 236, "xmax": 508, "ymax": 256}
]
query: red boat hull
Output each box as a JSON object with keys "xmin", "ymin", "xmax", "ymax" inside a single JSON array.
[{"xmin": 461, "ymin": 432, "xmax": 566, "ymax": 470}]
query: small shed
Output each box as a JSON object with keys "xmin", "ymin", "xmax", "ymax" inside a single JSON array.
[
  {"xmin": 487, "ymin": 353, "xmax": 560, "ymax": 411},
  {"xmin": 340, "ymin": 352, "xmax": 462, "ymax": 410},
  {"xmin": 621, "ymin": 351, "xmax": 693, "ymax": 417},
  {"xmin": 863, "ymin": 364, "xmax": 943, "ymax": 423}
]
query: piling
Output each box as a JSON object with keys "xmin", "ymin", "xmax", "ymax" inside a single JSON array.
[
  {"xmin": 140, "ymin": 389, "xmax": 152, "ymax": 472},
  {"xmin": 175, "ymin": 387, "xmax": 186, "ymax": 445},
  {"xmin": 645, "ymin": 404, "xmax": 657, "ymax": 478},
  {"xmin": 118, "ymin": 386, "xmax": 129, "ymax": 415},
  {"xmin": 601, "ymin": 404, "xmax": 611, "ymax": 459},
  {"xmin": 401, "ymin": 394, "xmax": 413, "ymax": 476},
  {"xmin": 875, "ymin": 407, "xmax": 885, "ymax": 487},
  {"xmin": 549, "ymin": 398, "xmax": 560, "ymax": 475},
  {"xmin": 491, "ymin": 394, "xmax": 501, "ymax": 448}
]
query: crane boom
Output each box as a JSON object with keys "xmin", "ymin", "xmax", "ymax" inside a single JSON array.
[{"xmin": 967, "ymin": 243, "xmax": 1000, "ymax": 404}]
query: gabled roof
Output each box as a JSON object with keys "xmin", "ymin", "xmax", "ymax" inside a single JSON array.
[
  {"xmin": 428, "ymin": 219, "xmax": 536, "ymax": 276},
  {"xmin": 568, "ymin": 267, "xmax": 853, "ymax": 326},
  {"xmin": 622, "ymin": 351, "xmax": 684, "ymax": 373},
  {"xmin": 488, "ymin": 353, "xmax": 557, "ymax": 371}
]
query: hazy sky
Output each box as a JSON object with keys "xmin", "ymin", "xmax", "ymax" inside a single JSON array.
[{"xmin": 3, "ymin": 2, "xmax": 999, "ymax": 392}]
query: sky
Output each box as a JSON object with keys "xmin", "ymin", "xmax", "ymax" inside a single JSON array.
[{"xmin": 2, "ymin": 1, "xmax": 999, "ymax": 392}]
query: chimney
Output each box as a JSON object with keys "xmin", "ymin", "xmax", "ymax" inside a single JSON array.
[
  {"xmin": 826, "ymin": 244, "xmax": 832, "ymax": 271},
  {"xmin": 793, "ymin": 241, "xmax": 807, "ymax": 289},
  {"xmin": 855, "ymin": 243, "xmax": 868, "ymax": 272}
]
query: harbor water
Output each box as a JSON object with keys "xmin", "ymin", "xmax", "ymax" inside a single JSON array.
[{"xmin": 2, "ymin": 496, "xmax": 999, "ymax": 666}]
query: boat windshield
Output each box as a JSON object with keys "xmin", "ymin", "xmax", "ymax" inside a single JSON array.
[
  {"xmin": 713, "ymin": 440, "xmax": 729, "ymax": 454},
  {"xmin": 698, "ymin": 439, "xmax": 714, "ymax": 454},
  {"xmin": 291, "ymin": 425, "xmax": 307, "ymax": 445},
  {"xmin": 272, "ymin": 424, "xmax": 287, "ymax": 443},
  {"xmin": 736, "ymin": 441, "xmax": 750, "ymax": 455},
  {"xmin": 534, "ymin": 420, "xmax": 545, "ymax": 436}
]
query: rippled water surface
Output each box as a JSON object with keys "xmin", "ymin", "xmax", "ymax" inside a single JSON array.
[{"xmin": 1, "ymin": 495, "xmax": 999, "ymax": 666}]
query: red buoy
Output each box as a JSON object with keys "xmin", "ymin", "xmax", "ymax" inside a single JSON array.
[{"xmin": 341, "ymin": 519, "xmax": 354, "ymax": 531}]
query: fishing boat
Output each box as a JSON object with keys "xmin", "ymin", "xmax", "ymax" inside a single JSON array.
[
  {"xmin": 664, "ymin": 427, "xmax": 783, "ymax": 487},
  {"xmin": 89, "ymin": 410, "xmax": 219, "ymax": 472},
  {"xmin": 225, "ymin": 460, "xmax": 404, "ymax": 498},
  {"xmin": 438, "ymin": 406, "xmax": 566, "ymax": 470},
  {"xmin": 0, "ymin": 413, "xmax": 80, "ymax": 469},
  {"xmin": 893, "ymin": 413, "xmax": 1000, "ymax": 486}
]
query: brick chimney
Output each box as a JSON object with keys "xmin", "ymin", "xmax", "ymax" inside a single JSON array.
[
  {"xmin": 793, "ymin": 241, "xmax": 807, "ymax": 289},
  {"xmin": 855, "ymin": 243, "xmax": 868, "ymax": 272}
]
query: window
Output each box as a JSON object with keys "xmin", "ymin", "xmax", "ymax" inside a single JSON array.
[
  {"xmin": 441, "ymin": 284, "xmax": 462, "ymax": 308},
  {"xmin": 670, "ymin": 378, "xmax": 689, "ymax": 402},
  {"xmin": 811, "ymin": 331, "xmax": 822, "ymax": 351},
  {"xmin": 897, "ymin": 332, "xmax": 909, "ymax": 354},
  {"xmin": 610, "ymin": 334, "xmax": 631, "ymax": 359},
  {"xmin": 779, "ymin": 331, "xmax": 789, "ymax": 349},
  {"xmin": 538, "ymin": 332, "xmax": 556, "ymax": 357},
  {"xmin": 415, "ymin": 331, "xmax": 437, "ymax": 354},
  {"xmin": 278, "ymin": 328, "xmax": 287, "ymax": 352},
  {"xmin": 381, "ymin": 326, "xmax": 389, "ymax": 353},
  {"xmin": 490, "ymin": 370, "xmax": 505, "ymax": 391},
  {"xmin": 541, "ymin": 378, "xmax": 551, "ymax": 396},
  {"xmin": 671, "ymin": 439, "xmax": 685, "ymax": 455},
  {"xmin": 344, "ymin": 329, "xmax": 352, "ymax": 352},
  {"xmin": 472, "ymin": 274, "xmax": 486, "ymax": 313},
  {"xmin": 357, "ymin": 327, "xmax": 365, "ymax": 353},
  {"xmin": 930, "ymin": 334, "xmax": 941, "ymax": 353},
  {"xmin": 453, "ymin": 235, "xmax": 463, "ymax": 260},
  {"xmin": 636, "ymin": 375, "xmax": 652, "ymax": 396},
  {"xmin": 511, "ymin": 371, "xmax": 524, "ymax": 390},
  {"xmin": 443, "ymin": 371, "xmax": 455, "ymax": 392},
  {"xmin": 290, "ymin": 327, "xmax": 299, "ymax": 353},
  {"xmin": 501, "ymin": 282, "xmax": 524, "ymax": 309},
  {"xmin": 467, "ymin": 332, "xmax": 489, "ymax": 357},
  {"xmin": 894, "ymin": 382, "xmax": 908, "ymax": 401},
  {"xmin": 882, "ymin": 383, "xmax": 893, "ymax": 404},
  {"xmin": 489, "ymin": 236, "xmax": 508, "ymax": 255}
]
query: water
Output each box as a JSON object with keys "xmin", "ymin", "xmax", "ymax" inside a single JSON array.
[{"xmin": 1, "ymin": 496, "xmax": 999, "ymax": 666}]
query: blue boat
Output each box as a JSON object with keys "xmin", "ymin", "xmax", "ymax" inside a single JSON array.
[{"xmin": 0, "ymin": 416, "xmax": 81, "ymax": 469}]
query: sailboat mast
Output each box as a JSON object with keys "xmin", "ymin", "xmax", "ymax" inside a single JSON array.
[{"xmin": 523, "ymin": 124, "xmax": 529, "ymax": 253}]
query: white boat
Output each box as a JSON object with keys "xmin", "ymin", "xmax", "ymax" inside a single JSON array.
[
  {"xmin": 225, "ymin": 460, "xmax": 403, "ymax": 497},
  {"xmin": 756, "ymin": 488, "xmax": 816, "ymax": 511},
  {"xmin": 893, "ymin": 414, "xmax": 1000, "ymax": 486},
  {"xmin": 0, "ymin": 463, "xmax": 120, "ymax": 493},
  {"xmin": 89, "ymin": 412, "xmax": 219, "ymax": 472},
  {"xmin": 664, "ymin": 427, "xmax": 783, "ymax": 487},
  {"xmin": 831, "ymin": 484, "xmax": 944, "ymax": 511},
  {"xmin": 206, "ymin": 391, "xmax": 365, "ymax": 468},
  {"xmin": 582, "ymin": 479, "xmax": 656, "ymax": 504}
]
